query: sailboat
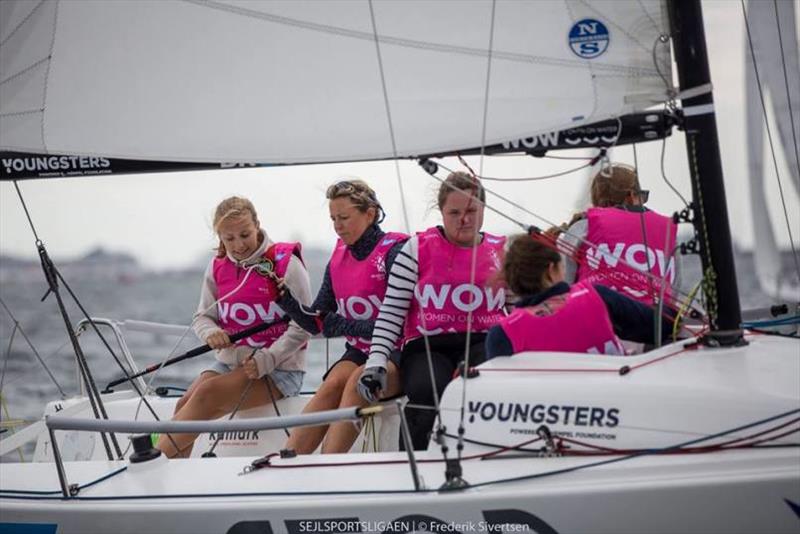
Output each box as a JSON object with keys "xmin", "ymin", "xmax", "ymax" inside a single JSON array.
[
  {"xmin": 743, "ymin": 0, "xmax": 800, "ymax": 303},
  {"xmin": 1, "ymin": 1, "xmax": 798, "ymax": 533}
]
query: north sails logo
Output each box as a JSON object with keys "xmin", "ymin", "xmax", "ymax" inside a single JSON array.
[
  {"xmin": 568, "ymin": 18, "xmax": 610, "ymax": 59},
  {"xmin": 468, "ymin": 400, "xmax": 620, "ymax": 428}
]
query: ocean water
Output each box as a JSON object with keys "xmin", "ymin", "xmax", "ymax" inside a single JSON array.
[{"xmin": 0, "ymin": 249, "xmax": 797, "ymax": 461}]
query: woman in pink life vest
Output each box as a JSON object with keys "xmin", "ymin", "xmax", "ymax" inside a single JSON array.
[
  {"xmin": 156, "ymin": 196, "xmax": 311, "ymax": 458},
  {"xmin": 557, "ymin": 164, "xmax": 679, "ymax": 307},
  {"xmin": 360, "ymin": 172, "xmax": 506, "ymax": 450},
  {"xmin": 276, "ymin": 180, "xmax": 407, "ymax": 454},
  {"xmin": 485, "ymin": 234, "xmax": 677, "ymax": 359}
]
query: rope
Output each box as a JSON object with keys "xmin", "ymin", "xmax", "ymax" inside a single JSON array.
[
  {"xmin": 454, "ymin": 0, "xmax": 498, "ymax": 468},
  {"xmin": 0, "ymin": 393, "xmax": 25, "ymax": 462},
  {"xmin": 367, "ymin": 0, "xmax": 445, "ymax": 450},
  {"xmin": 202, "ymin": 373, "xmax": 257, "ymax": 457},
  {"xmin": 429, "ymin": 160, "xmax": 705, "ymax": 321}
]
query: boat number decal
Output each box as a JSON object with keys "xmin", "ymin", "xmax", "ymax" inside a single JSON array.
[
  {"xmin": 568, "ymin": 19, "xmax": 610, "ymax": 59},
  {"xmin": 228, "ymin": 508, "xmax": 559, "ymax": 533}
]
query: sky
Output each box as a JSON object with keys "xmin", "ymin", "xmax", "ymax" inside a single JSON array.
[{"xmin": 0, "ymin": 1, "xmax": 798, "ymax": 271}]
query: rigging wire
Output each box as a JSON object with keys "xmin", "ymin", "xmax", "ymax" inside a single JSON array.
[
  {"xmin": 11, "ymin": 180, "xmax": 175, "ymax": 457},
  {"xmin": 741, "ymin": 0, "xmax": 800, "ymax": 286},
  {"xmin": 659, "ymin": 118, "xmax": 690, "ymax": 208},
  {"xmin": 0, "ymin": 325, "xmax": 17, "ymax": 399},
  {"xmin": 772, "ymin": 0, "xmax": 800, "ymax": 185},
  {"xmin": 633, "ymin": 144, "xmax": 663, "ymax": 345},
  {"xmin": 652, "ymin": 33, "xmax": 675, "ymax": 100},
  {"xmin": 431, "ymin": 159, "xmax": 707, "ymax": 322},
  {"xmin": 0, "ymin": 296, "xmax": 66, "ymax": 397},
  {"xmin": 455, "ymin": 0, "xmax": 497, "ymax": 470},
  {"xmin": 366, "ymin": 0, "xmax": 445, "ymax": 452},
  {"xmin": 4, "ymin": 407, "xmax": 796, "ymax": 500},
  {"xmin": 470, "ymin": 161, "xmax": 594, "ymax": 182},
  {"xmin": 538, "ymin": 154, "xmax": 595, "ymax": 160}
]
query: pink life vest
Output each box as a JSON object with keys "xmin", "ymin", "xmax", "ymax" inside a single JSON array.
[
  {"xmin": 329, "ymin": 232, "xmax": 408, "ymax": 352},
  {"xmin": 213, "ymin": 242, "xmax": 301, "ymax": 349},
  {"xmin": 404, "ymin": 227, "xmax": 506, "ymax": 342},
  {"xmin": 576, "ymin": 207, "xmax": 677, "ymax": 305},
  {"xmin": 499, "ymin": 282, "xmax": 625, "ymax": 355}
]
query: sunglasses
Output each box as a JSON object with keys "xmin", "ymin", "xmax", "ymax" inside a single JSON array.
[
  {"xmin": 331, "ymin": 181, "xmax": 356, "ymax": 193},
  {"xmin": 330, "ymin": 181, "xmax": 378, "ymax": 203},
  {"xmin": 637, "ymin": 189, "xmax": 650, "ymax": 203}
]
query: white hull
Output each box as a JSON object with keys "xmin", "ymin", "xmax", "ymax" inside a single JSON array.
[
  {"xmin": 2, "ymin": 334, "xmax": 799, "ymax": 533},
  {"xmin": 1, "ymin": 449, "xmax": 798, "ymax": 533}
]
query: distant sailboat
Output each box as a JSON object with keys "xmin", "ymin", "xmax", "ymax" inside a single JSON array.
[{"xmin": 745, "ymin": 0, "xmax": 800, "ymax": 302}]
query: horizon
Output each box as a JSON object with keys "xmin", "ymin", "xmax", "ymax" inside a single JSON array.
[{"xmin": 0, "ymin": 2, "xmax": 798, "ymax": 270}]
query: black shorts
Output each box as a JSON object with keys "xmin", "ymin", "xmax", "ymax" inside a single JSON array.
[{"xmin": 322, "ymin": 344, "xmax": 401, "ymax": 381}]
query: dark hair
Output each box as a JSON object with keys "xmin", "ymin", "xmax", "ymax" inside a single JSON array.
[
  {"xmin": 437, "ymin": 171, "xmax": 486, "ymax": 210},
  {"xmin": 590, "ymin": 164, "xmax": 640, "ymax": 207},
  {"xmin": 502, "ymin": 234, "xmax": 561, "ymax": 296},
  {"xmin": 326, "ymin": 179, "xmax": 384, "ymax": 224}
]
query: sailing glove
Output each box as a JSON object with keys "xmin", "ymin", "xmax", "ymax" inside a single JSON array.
[{"xmin": 357, "ymin": 366, "xmax": 387, "ymax": 403}]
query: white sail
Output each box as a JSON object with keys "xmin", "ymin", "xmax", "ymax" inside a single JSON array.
[
  {"xmin": 1, "ymin": 0, "xmax": 671, "ymax": 163},
  {"xmin": 744, "ymin": 0, "xmax": 800, "ymax": 302}
]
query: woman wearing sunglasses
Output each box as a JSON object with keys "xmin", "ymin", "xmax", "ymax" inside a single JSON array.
[
  {"xmin": 485, "ymin": 233, "xmax": 677, "ymax": 360},
  {"xmin": 277, "ymin": 179, "xmax": 408, "ymax": 454},
  {"xmin": 558, "ymin": 164, "xmax": 678, "ymax": 307}
]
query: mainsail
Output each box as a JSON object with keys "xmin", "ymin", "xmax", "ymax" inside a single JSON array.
[{"xmin": 1, "ymin": 0, "xmax": 671, "ymax": 163}]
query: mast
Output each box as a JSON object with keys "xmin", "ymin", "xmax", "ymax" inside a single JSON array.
[{"xmin": 667, "ymin": 0, "xmax": 744, "ymax": 345}]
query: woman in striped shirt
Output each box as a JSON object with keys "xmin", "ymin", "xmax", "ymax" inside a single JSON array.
[{"xmin": 357, "ymin": 172, "xmax": 506, "ymax": 450}]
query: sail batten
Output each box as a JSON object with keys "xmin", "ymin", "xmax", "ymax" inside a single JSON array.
[{"xmin": 0, "ymin": 0, "xmax": 671, "ymax": 164}]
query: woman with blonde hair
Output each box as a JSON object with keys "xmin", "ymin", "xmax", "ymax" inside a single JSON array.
[
  {"xmin": 277, "ymin": 179, "xmax": 407, "ymax": 454},
  {"xmin": 157, "ymin": 196, "xmax": 311, "ymax": 458}
]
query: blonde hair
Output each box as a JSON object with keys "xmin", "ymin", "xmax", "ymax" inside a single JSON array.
[
  {"xmin": 590, "ymin": 164, "xmax": 641, "ymax": 207},
  {"xmin": 326, "ymin": 179, "xmax": 383, "ymax": 224},
  {"xmin": 212, "ymin": 196, "xmax": 260, "ymax": 257}
]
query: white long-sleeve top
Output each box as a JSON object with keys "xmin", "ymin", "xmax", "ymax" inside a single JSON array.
[
  {"xmin": 192, "ymin": 229, "xmax": 312, "ymax": 377},
  {"xmin": 365, "ymin": 236, "xmax": 420, "ymax": 369}
]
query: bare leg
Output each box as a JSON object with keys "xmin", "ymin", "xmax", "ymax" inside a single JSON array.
[
  {"xmin": 322, "ymin": 362, "xmax": 402, "ymax": 454},
  {"xmin": 156, "ymin": 366, "xmax": 281, "ymax": 458},
  {"xmin": 284, "ymin": 361, "xmax": 357, "ymax": 454},
  {"xmin": 173, "ymin": 371, "xmax": 218, "ymax": 415}
]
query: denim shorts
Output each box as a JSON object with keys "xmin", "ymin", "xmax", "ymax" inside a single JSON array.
[{"xmin": 202, "ymin": 361, "xmax": 304, "ymax": 397}]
